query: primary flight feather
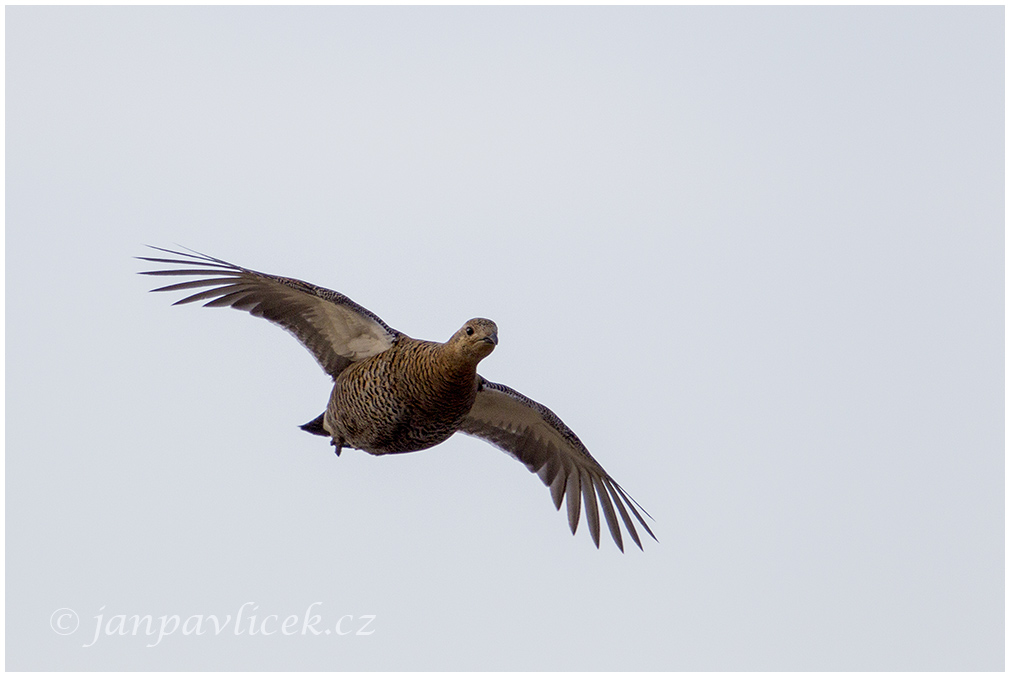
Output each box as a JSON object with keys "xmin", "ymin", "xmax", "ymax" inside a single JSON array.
[{"xmin": 139, "ymin": 246, "xmax": 656, "ymax": 551}]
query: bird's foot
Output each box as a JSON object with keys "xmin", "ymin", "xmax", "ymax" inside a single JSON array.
[{"xmin": 330, "ymin": 437, "xmax": 344, "ymax": 457}]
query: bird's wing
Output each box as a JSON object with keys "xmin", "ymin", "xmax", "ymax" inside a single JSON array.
[
  {"xmin": 138, "ymin": 246, "xmax": 399, "ymax": 378},
  {"xmin": 459, "ymin": 377, "xmax": 656, "ymax": 552}
]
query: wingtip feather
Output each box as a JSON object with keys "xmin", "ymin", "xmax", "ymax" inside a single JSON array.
[
  {"xmin": 565, "ymin": 470, "xmax": 581, "ymax": 535},
  {"xmin": 580, "ymin": 468, "xmax": 601, "ymax": 548}
]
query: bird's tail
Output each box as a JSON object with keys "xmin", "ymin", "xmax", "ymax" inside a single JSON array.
[{"xmin": 299, "ymin": 413, "xmax": 329, "ymax": 437}]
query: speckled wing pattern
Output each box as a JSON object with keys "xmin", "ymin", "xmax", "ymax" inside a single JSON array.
[
  {"xmin": 460, "ymin": 378, "xmax": 656, "ymax": 551},
  {"xmin": 138, "ymin": 247, "xmax": 399, "ymax": 378}
]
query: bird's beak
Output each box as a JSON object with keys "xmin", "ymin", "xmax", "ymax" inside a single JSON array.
[{"xmin": 482, "ymin": 333, "xmax": 498, "ymax": 346}]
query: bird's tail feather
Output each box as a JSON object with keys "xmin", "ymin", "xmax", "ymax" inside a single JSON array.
[{"xmin": 299, "ymin": 413, "xmax": 328, "ymax": 436}]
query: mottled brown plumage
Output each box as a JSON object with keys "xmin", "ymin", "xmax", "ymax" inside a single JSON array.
[
  {"xmin": 139, "ymin": 247, "xmax": 656, "ymax": 551},
  {"xmin": 323, "ymin": 320, "xmax": 496, "ymax": 455}
]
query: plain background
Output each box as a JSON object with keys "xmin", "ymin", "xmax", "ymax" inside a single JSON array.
[{"xmin": 6, "ymin": 6, "xmax": 1004, "ymax": 671}]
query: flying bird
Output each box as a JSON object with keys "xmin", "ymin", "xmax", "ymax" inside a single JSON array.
[{"xmin": 139, "ymin": 247, "xmax": 656, "ymax": 551}]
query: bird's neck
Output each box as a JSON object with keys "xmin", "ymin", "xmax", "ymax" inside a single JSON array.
[{"xmin": 432, "ymin": 343, "xmax": 481, "ymax": 391}]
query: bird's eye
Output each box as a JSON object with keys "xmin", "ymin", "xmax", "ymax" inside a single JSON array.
[{"xmin": 466, "ymin": 326, "xmax": 474, "ymax": 336}]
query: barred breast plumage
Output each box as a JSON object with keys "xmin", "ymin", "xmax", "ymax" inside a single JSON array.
[
  {"xmin": 139, "ymin": 247, "xmax": 656, "ymax": 552},
  {"xmin": 324, "ymin": 332, "xmax": 488, "ymax": 455}
]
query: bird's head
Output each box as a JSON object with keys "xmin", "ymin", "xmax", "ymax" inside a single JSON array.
[{"xmin": 448, "ymin": 318, "xmax": 498, "ymax": 363}]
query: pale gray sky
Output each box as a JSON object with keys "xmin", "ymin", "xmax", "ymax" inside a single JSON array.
[{"xmin": 6, "ymin": 6, "xmax": 1003, "ymax": 670}]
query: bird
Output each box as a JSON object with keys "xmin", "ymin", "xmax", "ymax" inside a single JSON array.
[{"xmin": 138, "ymin": 246, "xmax": 656, "ymax": 551}]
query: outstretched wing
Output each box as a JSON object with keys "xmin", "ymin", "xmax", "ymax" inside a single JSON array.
[
  {"xmin": 138, "ymin": 246, "xmax": 399, "ymax": 378},
  {"xmin": 459, "ymin": 378, "xmax": 656, "ymax": 552}
]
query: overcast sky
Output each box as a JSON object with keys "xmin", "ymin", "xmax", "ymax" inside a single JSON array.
[{"xmin": 7, "ymin": 6, "xmax": 1003, "ymax": 671}]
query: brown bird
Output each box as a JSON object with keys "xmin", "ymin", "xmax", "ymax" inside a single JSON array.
[{"xmin": 139, "ymin": 246, "xmax": 656, "ymax": 551}]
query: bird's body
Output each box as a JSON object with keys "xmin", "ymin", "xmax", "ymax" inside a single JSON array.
[
  {"xmin": 140, "ymin": 247, "xmax": 655, "ymax": 551},
  {"xmin": 320, "ymin": 326, "xmax": 492, "ymax": 455}
]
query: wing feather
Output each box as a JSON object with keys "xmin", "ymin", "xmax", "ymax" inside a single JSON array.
[
  {"xmin": 139, "ymin": 246, "xmax": 399, "ymax": 378},
  {"xmin": 565, "ymin": 468, "xmax": 581, "ymax": 535},
  {"xmin": 174, "ymin": 284, "xmax": 245, "ymax": 306},
  {"xmin": 591, "ymin": 474, "xmax": 622, "ymax": 552},
  {"xmin": 459, "ymin": 377, "xmax": 655, "ymax": 551},
  {"xmin": 603, "ymin": 479, "xmax": 640, "ymax": 550},
  {"xmin": 580, "ymin": 468, "xmax": 601, "ymax": 548},
  {"xmin": 612, "ymin": 481, "xmax": 657, "ymax": 542},
  {"xmin": 151, "ymin": 278, "xmax": 234, "ymax": 292},
  {"xmin": 549, "ymin": 470, "xmax": 566, "ymax": 510}
]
